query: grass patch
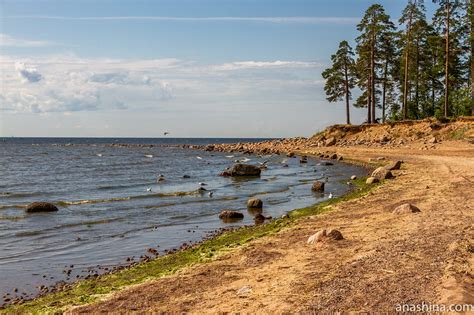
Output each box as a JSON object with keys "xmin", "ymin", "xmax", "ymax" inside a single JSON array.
[
  {"xmin": 1, "ymin": 178, "xmax": 377, "ymax": 314},
  {"xmin": 449, "ymin": 126, "xmax": 469, "ymax": 140}
]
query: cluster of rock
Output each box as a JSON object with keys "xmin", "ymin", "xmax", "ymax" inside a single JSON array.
[
  {"xmin": 366, "ymin": 160, "xmax": 403, "ymax": 184},
  {"xmin": 218, "ymin": 197, "xmax": 274, "ymax": 224},
  {"xmin": 186, "ymin": 119, "xmax": 473, "ymax": 157}
]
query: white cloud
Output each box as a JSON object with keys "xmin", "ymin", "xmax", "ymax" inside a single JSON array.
[
  {"xmin": 6, "ymin": 16, "xmax": 359, "ymax": 25},
  {"xmin": 213, "ymin": 60, "xmax": 323, "ymax": 71},
  {"xmin": 0, "ymin": 54, "xmax": 322, "ymax": 114},
  {"xmin": 1, "ymin": 56, "xmax": 175, "ymax": 113},
  {"xmin": 0, "ymin": 33, "xmax": 53, "ymax": 47}
]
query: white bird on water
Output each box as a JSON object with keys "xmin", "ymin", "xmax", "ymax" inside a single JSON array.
[
  {"xmin": 196, "ymin": 156, "xmax": 203, "ymax": 160},
  {"xmin": 147, "ymin": 187, "xmax": 152, "ymax": 192},
  {"xmin": 208, "ymin": 191, "xmax": 214, "ymax": 198},
  {"xmin": 328, "ymin": 193, "xmax": 333, "ymax": 199}
]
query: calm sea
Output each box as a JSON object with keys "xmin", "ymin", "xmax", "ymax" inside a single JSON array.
[{"xmin": 0, "ymin": 137, "xmax": 366, "ymax": 300}]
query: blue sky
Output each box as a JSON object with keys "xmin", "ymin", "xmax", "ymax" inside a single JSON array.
[{"xmin": 0, "ymin": 0, "xmax": 438, "ymax": 137}]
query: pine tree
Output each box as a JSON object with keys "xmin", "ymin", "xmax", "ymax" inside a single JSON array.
[
  {"xmin": 400, "ymin": 0, "xmax": 426, "ymax": 119},
  {"xmin": 322, "ymin": 41, "xmax": 357, "ymax": 124},
  {"xmin": 433, "ymin": 0, "xmax": 467, "ymax": 117},
  {"xmin": 356, "ymin": 4, "xmax": 395, "ymax": 123},
  {"xmin": 379, "ymin": 29, "xmax": 401, "ymax": 122}
]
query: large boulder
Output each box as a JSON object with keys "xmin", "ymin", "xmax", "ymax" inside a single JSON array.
[
  {"xmin": 220, "ymin": 164, "xmax": 261, "ymax": 177},
  {"xmin": 371, "ymin": 167, "xmax": 394, "ymax": 180},
  {"xmin": 26, "ymin": 202, "xmax": 58, "ymax": 213},
  {"xmin": 219, "ymin": 210, "xmax": 244, "ymax": 220},
  {"xmin": 393, "ymin": 203, "xmax": 421, "ymax": 214},
  {"xmin": 325, "ymin": 137, "xmax": 336, "ymax": 146},
  {"xmin": 247, "ymin": 198, "xmax": 263, "ymax": 208},
  {"xmin": 311, "ymin": 181, "xmax": 325, "ymax": 192},
  {"xmin": 385, "ymin": 160, "xmax": 403, "ymax": 171}
]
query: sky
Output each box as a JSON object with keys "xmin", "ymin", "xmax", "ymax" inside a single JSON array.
[{"xmin": 0, "ymin": 0, "xmax": 438, "ymax": 138}]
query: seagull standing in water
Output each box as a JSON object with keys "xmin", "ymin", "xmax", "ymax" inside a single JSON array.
[{"xmin": 328, "ymin": 193, "xmax": 333, "ymax": 199}]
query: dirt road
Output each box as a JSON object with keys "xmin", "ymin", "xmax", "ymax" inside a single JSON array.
[{"xmin": 71, "ymin": 141, "xmax": 473, "ymax": 313}]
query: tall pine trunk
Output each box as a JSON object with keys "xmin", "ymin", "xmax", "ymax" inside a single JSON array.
[
  {"xmin": 403, "ymin": 1, "xmax": 414, "ymax": 120},
  {"xmin": 343, "ymin": 62, "xmax": 351, "ymax": 124},
  {"xmin": 382, "ymin": 58, "xmax": 389, "ymax": 123},
  {"xmin": 367, "ymin": 75, "xmax": 372, "ymax": 123},
  {"xmin": 370, "ymin": 27, "xmax": 376, "ymax": 123},
  {"xmin": 415, "ymin": 39, "xmax": 420, "ymax": 118},
  {"xmin": 444, "ymin": 0, "xmax": 450, "ymax": 117}
]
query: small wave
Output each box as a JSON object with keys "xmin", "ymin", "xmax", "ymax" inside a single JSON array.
[
  {"xmin": 143, "ymin": 196, "xmax": 239, "ymax": 209},
  {"xmin": 14, "ymin": 218, "xmax": 123, "ymax": 237},
  {"xmin": 0, "ymin": 192, "xmax": 42, "ymax": 199},
  {"xmin": 97, "ymin": 182, "xmax": 154, "ymax": 190},
  {"xmin": 56, "ymin": 197, "xmax": 131, "ymax": 206},
  {"xmin": 15, "ymin": 230, "xmax": 43, "ymax": 237},
  {"xmin": 0, "ymin": 204, "xmax": 26, "ymax": 210},
  {"xmin": 55, "ymin": 189, "xmax": 202, "ymax": 207}
]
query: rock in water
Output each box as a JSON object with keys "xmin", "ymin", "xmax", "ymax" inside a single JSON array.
[
  {"xmin": 247, "ymin": 198, "xmax": 263, "ymax": 208},
  {"xmin": 371, "ymin": 167, "xmax": 394, "ymax": 180},
  {"xmin": 220, "ymin": 164, "xmax": 261, "ymax": 177},
  {"xmin": 385, "ymin": 160, "xmax": 403, "ymax": 171},
  {"xmin": 311, "ymin": 181, "xmax": 325, "ymax": 192},
  {"xmin": 254, "ymin": 213, "xmax": 265, "ymax": 223},
  {"xmin": 327, "ymin": 229, "xmax": 344, "ymax": 240},
  {"xmin": 307, "ymin": 229, "xmax": 327, "ymax": 244},
  {"xmin": 366, "ymin": 177, "xmax": 379, "ymax": 184},
  {"xmin": 219, "ymin": 210, "xmax": 244, "ymax": 220},
  {"xmin": 25, "ymin": 202, "xmax": 58, "ymax": 213},
  {"xmin": 393, "ymin": 203, "xmax": 421, "ymax": 214}
]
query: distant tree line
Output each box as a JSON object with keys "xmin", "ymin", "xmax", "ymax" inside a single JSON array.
[{"xmin": 322, "ymin": 0, "xmax": 474, "ymax": 124}]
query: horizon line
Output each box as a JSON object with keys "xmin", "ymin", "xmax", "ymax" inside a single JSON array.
[{"xmin": 6, "ymin": 15, "xmax": 359, "ymax": 24}]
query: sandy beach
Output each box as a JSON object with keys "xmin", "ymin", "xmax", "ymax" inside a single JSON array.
[{"xmin": 67, "ymin": 121, "xmax": 474, "ymax": 313}]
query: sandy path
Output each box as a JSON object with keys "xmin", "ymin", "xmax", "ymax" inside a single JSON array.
[{"xmin": 71, "ymin": 142, "xmax": 473, "ymax": 313}]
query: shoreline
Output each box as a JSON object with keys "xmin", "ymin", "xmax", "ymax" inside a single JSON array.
[
  {"xmin": 2, "ymin": 120, "xmax": 473, "ymax": 313},
  {"xmin": 0, "ymin": 152, "xmax": 377, "ymax": 314}
]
